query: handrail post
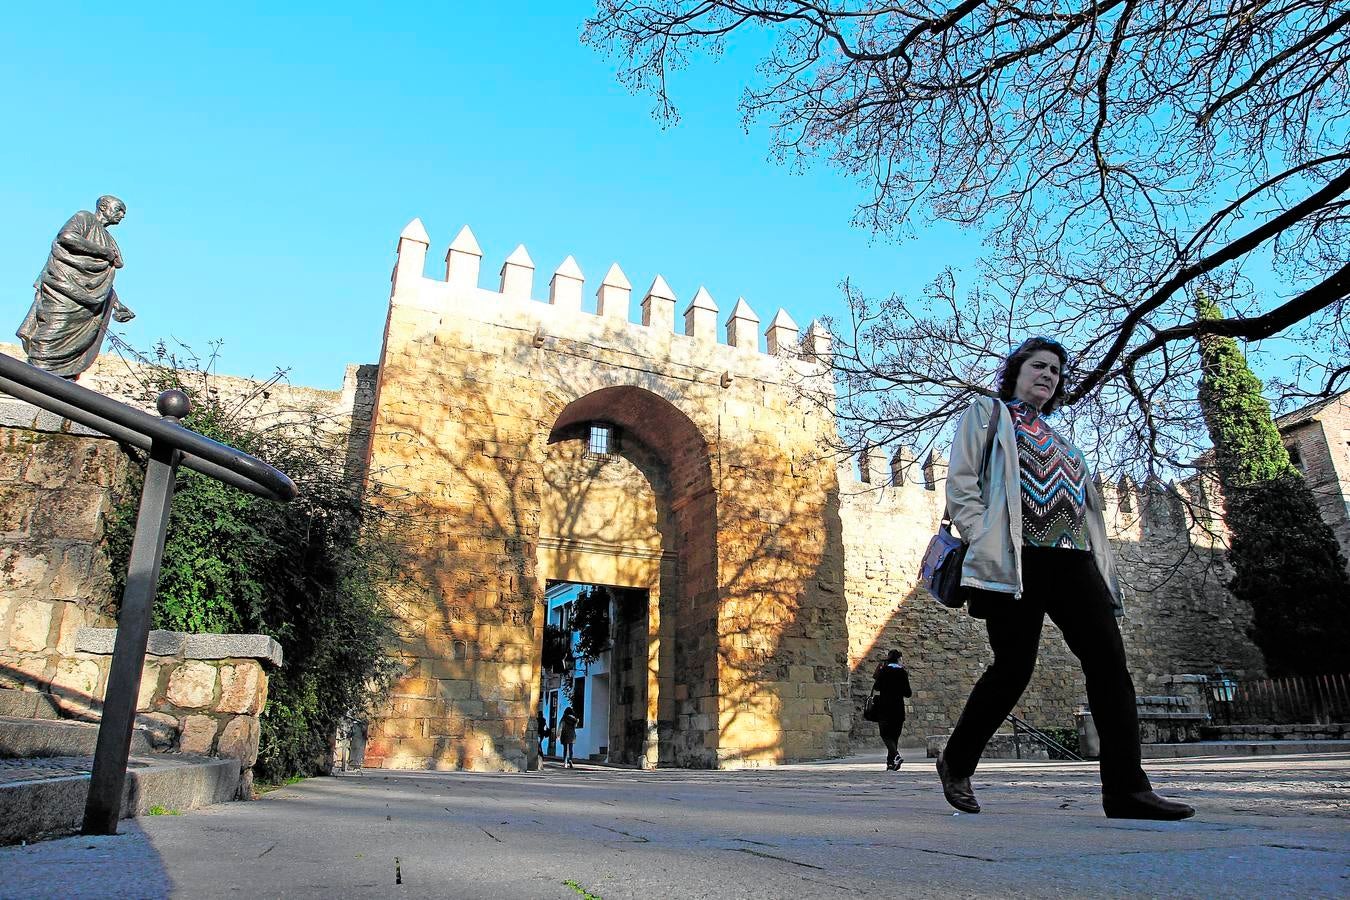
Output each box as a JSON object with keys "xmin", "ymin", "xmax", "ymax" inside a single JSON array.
[{"xmin": 82, "ymin": 393, "xmax": 186, "ymax": 835}]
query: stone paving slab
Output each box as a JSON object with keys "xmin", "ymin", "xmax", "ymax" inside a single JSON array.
[{"xmin": 0, "ymin": 753, "xmax": 1346, "ymax": 899}]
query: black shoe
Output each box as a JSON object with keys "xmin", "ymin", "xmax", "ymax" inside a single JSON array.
[
  {"xmin": 936, "ymin": 752, "xmax": 980, "ymax": 813},
  {"xmin": 1102, "ymin": 790, "xmax": 1195, "ymax": 821},
  {"xmin": 893, "ymin": 757, "xmax": 903, "ymax": 770}
]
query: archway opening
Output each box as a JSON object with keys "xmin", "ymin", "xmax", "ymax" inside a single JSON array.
[
  {"xmin": 538, "ymin": 580, "xmax": 650, "ymax": 766},
  {"xmin": 537, "ymin": 385, "xmax": 718, "ymax": 767}
]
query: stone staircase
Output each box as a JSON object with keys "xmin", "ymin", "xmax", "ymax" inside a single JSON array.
[{"xmin": 0, "ymin": 686, "xmax": 241, "ymax": 845}]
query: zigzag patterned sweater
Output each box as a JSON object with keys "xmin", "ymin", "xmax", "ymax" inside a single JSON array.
[{"xmin": 1006, "ymin": 399, "xmax": 1089, "ymax": 551}]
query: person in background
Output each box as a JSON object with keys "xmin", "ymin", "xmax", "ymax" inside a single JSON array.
[
  {"xmin": 559, "ymin": 706, "xmax": 578, "ymax": 769},
  {"xmin": 937, "ymin": 336, "xmax": 1195, "ymax": 821},
  {"xmin": 872, "ymin": 649, "xmax": 912, "ymax": 770},
  {"xmin": 537, "ymin": 708, "xmax": 550, "ymax": 757}
]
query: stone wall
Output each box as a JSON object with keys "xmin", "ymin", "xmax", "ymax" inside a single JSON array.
[
  {"xmin": 1278, "ymin": 392, "xmax": 1350, "ymax": 565},
  {"xmin": 0, "ymin": 378, "xmax": 316, "ymax": 796},
  {"xmin": 840, "ymin": 464, "xmax": 1267, "ymax": 751},
  {"xmin": 0, "ymin": 407, "xmax": 125, "ymax": 695},
  {"xmin": 361, "ymin": 220, "xmax": 851, "ymax": 771},
  {"xmin": 72, "ymin": 628, "xmax": 281, "ymax": 798}
]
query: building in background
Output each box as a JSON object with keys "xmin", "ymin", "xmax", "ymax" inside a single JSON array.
[{"xmin": 542, "ymin": 582, "xmax": 612, "ymax": 764}]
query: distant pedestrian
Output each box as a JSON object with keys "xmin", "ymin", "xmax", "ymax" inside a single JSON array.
[
  {"xmin": 537, "ymin": 709, "xmax": 550, "ymax": 756},
  {"xmin": 559, "ymin": 706, "xmax": 578, "ymax": 768},
  {"xmin": 937, "ymin": 336, "xmax": 1194, "ymax": 820},
  {"xmin": 872, "ymin": 649, "xmax": 912, "ymax": 770}
]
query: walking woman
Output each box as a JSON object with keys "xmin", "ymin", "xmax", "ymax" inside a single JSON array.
[
  {"xmin": 937, "ymin": 337, "xmax": 1194, "ymax": 820},
  {"xmin": 558, "ymin": 706, "xmax": 578, "ymax": 769},
  {"xmin": 872, "ymin": 649, "xmax": 912, "ymax": 770}
]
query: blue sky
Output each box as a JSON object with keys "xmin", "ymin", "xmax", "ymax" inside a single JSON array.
[{"xmin": 0, "ymin": 3, "xmax": 983, "ymax": 390}]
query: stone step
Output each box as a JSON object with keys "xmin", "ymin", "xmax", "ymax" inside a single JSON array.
[
  {"xmin": 1202, "ymin": 724, "xmax": 1349, "ymax": 741},
  {"xmin": 0, "ymin": 689, "xmax": 62, "ymax": 721},
  {"xmin": 1141, "ymin": 740, "xmax": 1350, "ymax": 758},
  {"xmin": 0, "ymin": 715, "xmax": 152, "ymax": 758},
  {"xmin": 0, "ymin": 751, "xmax": 241, "ymax": 845}
]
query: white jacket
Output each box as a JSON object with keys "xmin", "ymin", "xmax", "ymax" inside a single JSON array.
[{"xmin": 945, "ymin": 396, "xmax": 1124, "ymax": 615}]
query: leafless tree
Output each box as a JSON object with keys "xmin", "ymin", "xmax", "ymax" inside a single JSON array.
[{"xmin": 584, "ymin": 1, "xmax": 1350, "ymax": 477}]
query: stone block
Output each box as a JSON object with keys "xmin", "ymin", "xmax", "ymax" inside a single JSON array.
[
  {"xmin": 30, "ymin": 486, "xmax": 106, "ymax": 540},
  {"xmin": 167, "ymin": 660, "xmax": 218, "ymax": 709},
  {"xmin": 0, "ymin": 486, "xmax": 33, "ymax": 533},
  {"xmin": 217, "ymin": 663, "xmax": 266, "ymax": 715},
  {"xmin": 22, "ymin": 441, "xmax": 80, "ymax": 488},
  {"xmin": 0, "ymin": 546, "xmax": 50, "ymax": 593},
  {"xmin": 136, "ymin": 711, "xmax": 180, "ymax": 749},
  {"xmin": 8, "ymin": 655, "xmax": 49, "ymax": 686},
  {"xmin": 218, "ymin": 715, "xmax": 260, "ymax": 767},
  {"xmin": 9, "ymin": 600, "xmax": 55, "ymax": 652},
  {"xmin": 77, "ymin": 627, "xmax": 186, "ymax": 657},
  {"xmin": 55, "ymin": 602, "xmax": 88, "ymax": 653},
  {"xmin": 180, "ymin": 714, "xmax": 218, "ymax": 754},
  {"xmin": 49, "ymin": 657, "xmax": 101, "ymax": 709},
  {"xmin": 183, "ymin": 632, "xmax": 284, "ymax": 666},
  {"xmin": 137, "ymin": 662, "xmax": 161, "ymax": 711},
  {"xmin": 49, "ymin": 545, "xmax": 97, "ymax": 599}
]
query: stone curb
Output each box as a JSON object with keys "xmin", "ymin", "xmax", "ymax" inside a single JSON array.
[
  {"xmin": 0, "ymin": 715, "xmax": 151, "ymax": 758},
  {"xmin": 0, "ymin": 753, "xmax": 240, "ymax": 846},
  {"xmin": 75, "ymin": 628, "xmax": 283, "ymax": 668},
  {"xmin": 1140, "ymin": 739, "xmax": 1350, "ymax": 758},
  {"xmin": 0, "ymin": 397, "xmax": 104, "ymax": 438}
]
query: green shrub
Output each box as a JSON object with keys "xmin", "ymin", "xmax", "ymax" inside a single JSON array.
[
  {"xmin": 1037, "ymin": 726, "xmax": 1081, "ymax": 760},
  {"xmin": 103, "ymin": 344, "xmax": 401, "ymax": 781}
]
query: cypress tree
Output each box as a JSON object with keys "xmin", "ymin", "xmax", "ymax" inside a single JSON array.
[{"xmin": 1195, "ymin": 294, "xmax": 1350, "ymax": 676}]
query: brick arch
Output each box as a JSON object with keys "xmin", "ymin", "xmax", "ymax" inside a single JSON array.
[{"xmin": 540, "ymin": 385, "xmax": 722, "ymax": 768}]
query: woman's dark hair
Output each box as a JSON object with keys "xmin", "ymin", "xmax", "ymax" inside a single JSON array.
[
  {"xmin": 886, "ymin": 649, "xmax": 901, "ymax": 663},
  {"xmin": 997, "ymin": 337, "xmax": 1070, "ymax": 413}
]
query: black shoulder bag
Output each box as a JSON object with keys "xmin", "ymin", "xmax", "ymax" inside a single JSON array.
[{"xmin": 920, "ymin": 400, "xmax": 1002, "ymax": 608}]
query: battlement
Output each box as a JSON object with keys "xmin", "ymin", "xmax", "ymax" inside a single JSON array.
[
  {"xmin": 388, "ymin": 219, "xmax": 834, "ymax": 385},
  {"xmin": 839, "ymin": 442, "xmax": 1225, "ymax": 547}
]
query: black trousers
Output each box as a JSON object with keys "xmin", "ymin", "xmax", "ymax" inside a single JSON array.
[
  {"xmin": 879, "ymin": 718, "xmax": 905, "ymax": 765},
  {"xmin": 945, "ymin": 547, "xmax": 1150, "ymax": 795}
]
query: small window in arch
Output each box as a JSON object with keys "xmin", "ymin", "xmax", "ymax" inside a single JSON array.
[{"xmin": 588, "ymin": 423, "xmax": 613, "ymax": 457}]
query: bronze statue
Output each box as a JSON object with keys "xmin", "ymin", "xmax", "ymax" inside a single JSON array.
[{"xmin": 17, "ymin": 195, "xmax": 135, "ymax": 379}]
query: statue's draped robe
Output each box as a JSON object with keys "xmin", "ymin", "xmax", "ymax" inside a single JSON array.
[{"xmin": 17, "ymin": 211, "xmax": 122, "ymax": 377}]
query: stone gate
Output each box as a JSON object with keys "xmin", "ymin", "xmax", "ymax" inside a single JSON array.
[
  {"xmin": 359, "ymin": 219, "xmax": 1269, "ymax": 772},
  {"xmin": 363, "ymin": 221, "xmax": 853, "ymax": 770}
]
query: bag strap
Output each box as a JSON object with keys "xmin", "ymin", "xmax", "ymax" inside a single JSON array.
[
  {"xmin": 942, "ymin": 397, "xmax": 1003, "ymax": 528},
  {"xmin": 977, "ymin": 396, "xmax": 1001, "ymax": 478}
]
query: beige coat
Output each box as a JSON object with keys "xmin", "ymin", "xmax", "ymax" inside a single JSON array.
[{"xmin": 945, "ymin": 396, "xmax": 1124, "ymax": 614}]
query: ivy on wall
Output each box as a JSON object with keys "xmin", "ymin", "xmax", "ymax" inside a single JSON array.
[{"xmin": 103, "ymin": 344, "xmax": 400, "ymax": 782}]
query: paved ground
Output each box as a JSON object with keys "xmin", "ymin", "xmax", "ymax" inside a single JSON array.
[{"xmin": 1, "ymin": 752, "xmax": 1346, "ymax": 899}]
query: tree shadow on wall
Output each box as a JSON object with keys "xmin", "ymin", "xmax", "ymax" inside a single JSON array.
[
  {"xmin": 709, "ymin": 441, "xmax": 851, "ymax": 766},
  {"xmin": 844, "ymin": 474, "xmax": 1267, "ymax": 756}
]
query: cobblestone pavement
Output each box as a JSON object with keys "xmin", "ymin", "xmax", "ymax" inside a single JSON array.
[
  {"xmin": 1, "ymin": 752, "xmax": 1346, "ymax": 899},
  {"xmin": 0, "ymin": 756, "xmax": 93, "ymax": 785},
  {"xmin": 0, "ymin": 755, "xmax": 155, "ymax": 787}
]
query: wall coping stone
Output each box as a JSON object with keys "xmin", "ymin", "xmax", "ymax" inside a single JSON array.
[
  {"xmin": 0, "ymin": 397, "xmax": 103, "ymax": 438},
  {"xmin": 1161, "ymin": 674, "xmax": 1211, "ymax": 684},
  {"xmin": 75, "ymin": 628, "xmax": 283, "ymax": 667}
]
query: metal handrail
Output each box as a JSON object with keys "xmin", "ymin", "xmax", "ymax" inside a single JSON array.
[
  {"xmin": 0, "ymin": 353, "xmax": 296, "ymax": 501},
  {"xmin": 0, "ymin": 351, "xmax": 297, "ymax": 836},
  {"xmin": 1006, "ymin": 712, "xmax": 1084, "ymax": 761}
]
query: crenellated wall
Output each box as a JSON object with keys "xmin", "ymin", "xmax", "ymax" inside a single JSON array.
[
  {"xmin": 362, "ymin": 220, "xmax": 851, "ymax": 771},
  {"xmin": 358, "ymin": 218, "xmax": 1283, "ymax": 770},
  {"xmin": 839, "ymin": 454, "xmax": 1266, "ymax": 748},
  {"xmin": 3, "ymin": 216, "xmax": 1312, "ymax": 775}
]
